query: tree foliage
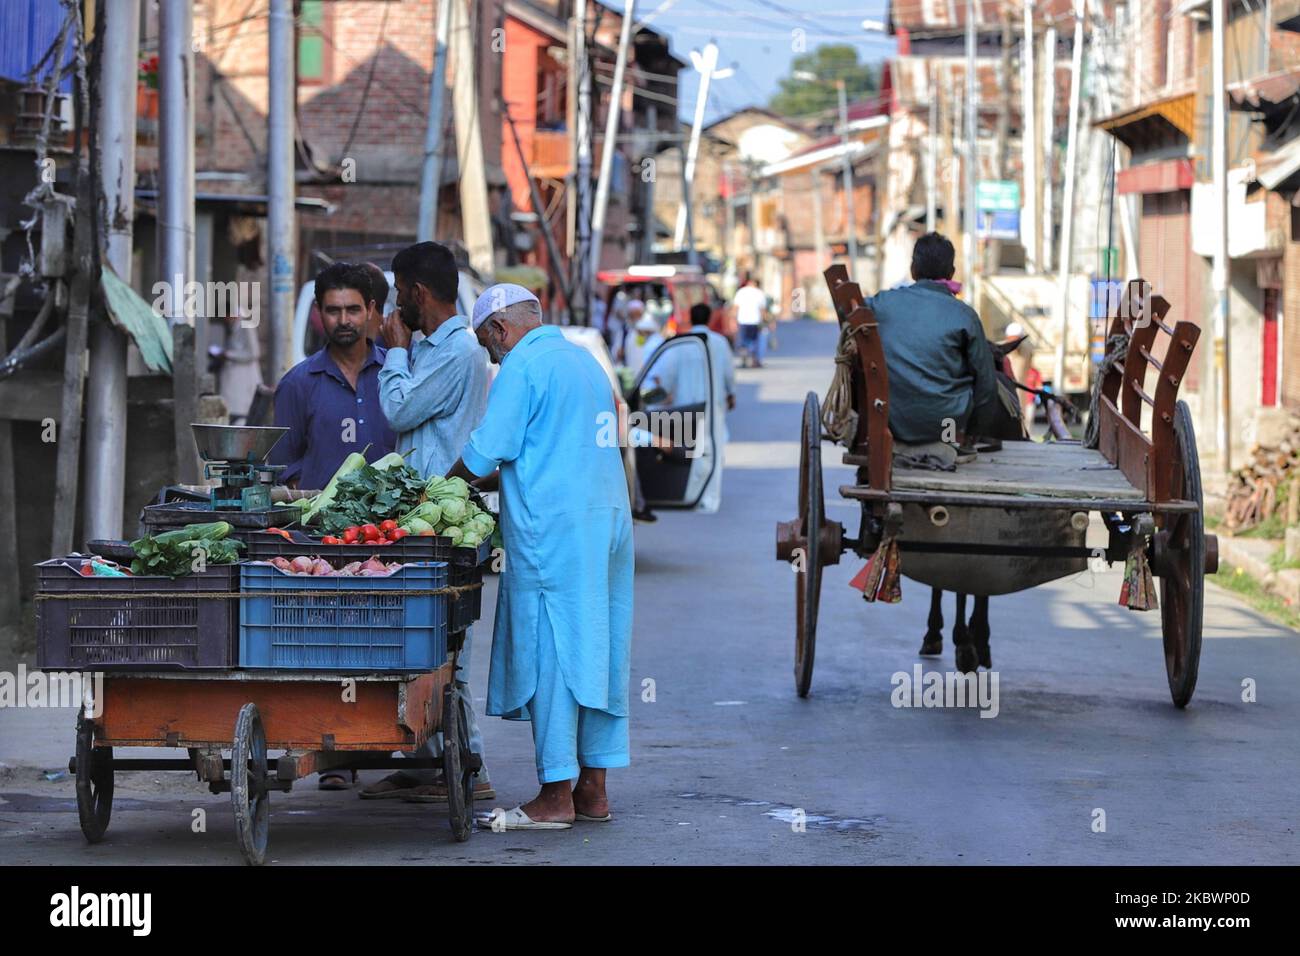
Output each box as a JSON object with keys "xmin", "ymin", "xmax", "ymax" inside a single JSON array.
[{"xmin": 768, "ymin": 45, "xmax": 880, "ymax": 119}]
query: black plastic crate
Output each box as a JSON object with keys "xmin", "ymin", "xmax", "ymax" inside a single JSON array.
[
  {"xmin": 139, "ymin": 502, "xmax": 301, "ymax": 543},
  {"xmin": 448, "ymin": 563, "xmax": 484, "ymax": 634},
  {"xmin": 245, "ymin": 531, "xmax": 490, "ymax": 568},
  {"xmin": 36, "ymin": 559, "xmax": 239, "ymax": 671}
]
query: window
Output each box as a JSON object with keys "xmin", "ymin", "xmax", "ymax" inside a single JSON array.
[{"xmin": 298, "ymin": 0, "xmax": 329, "ymax": 85}]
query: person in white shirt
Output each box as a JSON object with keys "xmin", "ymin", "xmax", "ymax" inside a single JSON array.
[
  {"xmin": 624, "ymin": 312, "xmax": 664, "ymax": 373},
  {"xmin": 731, "ymin": 276, "xmax": 768, "ymax": 368}
]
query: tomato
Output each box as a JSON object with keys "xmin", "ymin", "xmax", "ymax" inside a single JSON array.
[
  {"xmin": 379, "ymin": 519, "xmax": 398, "ymax": 533},
  {"xmin": 389, "ymin": 528, "xmax": 409, "ymax": 541},
  {"xmin": 361, "ymin": 524, "xmax": 380, "ymax": 542},
  {"xmin": 377, "ymin": 538, "xmax": 392, "ymax": 546},
  {"xmin": 321, "ymin": 536, "xmax": 342, "ymax": 545},
  {"xmin": 341, "ymin": 527, "xmax": 360, "ymax": 544}
]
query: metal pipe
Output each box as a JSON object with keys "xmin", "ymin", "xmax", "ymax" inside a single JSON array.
[
  {"xmin": 1040, "ymin": 27, "xmax": 1057, "ymax": 272},
  {"xmin": 416, "ymin": 0, "xmax": 453, "ymax": 242},
  {"xmin": 589, "ymin": 0, "xmax": 636, "ymax": 283},
  {"xmin": 84, "ymin": 0, "xmax": 139, "ymax": 541},
  {"xmin": 158, "ymin": 0, "xmax": 194, "ymax": 324},
  {"xmin": 267, "ymin": 0, "xmax": 296, "ymax": 378},
  {"xmin": 675, "ymin": 42, "xmax": 720, "ymax": 264},
  {"xmin": 572, "ymin": 0, "xmax": 593, "ymax": 323},
  {"xmin": 1021, "ymin": 0, "xmax": 1037, "ymax": 273}
]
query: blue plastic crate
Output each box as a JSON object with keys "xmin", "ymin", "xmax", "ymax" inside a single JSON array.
[{"xmin": 239, "ymin": 562, "xmax": 449, "ymax": 671}]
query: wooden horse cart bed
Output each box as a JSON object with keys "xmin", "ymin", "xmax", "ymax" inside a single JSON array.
[{"xmin": 776, "ymin": 266, "xmax": 1219, "ymax": 707}]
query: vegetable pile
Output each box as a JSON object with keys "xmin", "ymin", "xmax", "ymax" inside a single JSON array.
[
  {"xmin": 266, "ymin": 555, "xmax": 403, "ymax": 577},
  {"xmin": 320, "ymin": 519, "xmax": 409, "ymax": 546},
  {"xmin": 130, "ymin": 521, "xmax": 242, "ymax": 577},
  {"xmin": 398, "ymin": 475, "xmax": 495, "ymax": 548},
  {"xmin": 306, "ymin": 452, "xmax": 427, "ymax": 536}
]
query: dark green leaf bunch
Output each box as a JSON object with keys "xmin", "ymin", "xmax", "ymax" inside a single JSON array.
[{"xmin": 317, "ymin": 461, "xmax": 427, "ymax": 535}]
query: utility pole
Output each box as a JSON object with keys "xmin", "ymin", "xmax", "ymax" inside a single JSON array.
[
  {"xmin": 641, "ymin": 103, "xmax": 658, "ymax": 262},
  {"xmin": 451, "ymin": 0, "xmax": 494, "ymax": 276},
  {"xmin": 1211, "ymin": 0, "xmax": 1231, "ymax": 469},
  {"xmin": 837, "ymin": 78, "xmax": 860, "ymax": 281},
  {"xmin": 1053, "ymin": 0, "xmax": 1085, "ymax": 393},
  {"xmin": 926, "ymin": 61, "xmax": 937, "ymax": 233},
  {"xmin": 676, "ymin": 42, "xmax": 730, "ymax": 266},
  {"xmin": 1021, "ymin": 0, "xmax": 1037, "ymax": 273},
  {"xmin": 1041, "ymin": 26, "xmax": 1057, "ymax": 272},
  {"xmin": 84, "ymin": 0, "xmax": 138, "ymax": 540},
  {"xmin": 571, "ymin": 0, "xmax": 593, "ymax": 323},
  {"xmin": 417, "ymin": 0, "xmax": 453, "ymax": 242},
  {"xmin": 267, "ymin": 0, "xmax": 294, "ymax": 384},
  {"xmin": 963, "ymin": 0, "xmax": 977, "ymax": 294},
  {"xmin": 590, "ymin": 0, "xmax": 636, "ymax": 282},
  {"xmin": 986, "ymin": 6, "xmax": 1012, "ymax": 274},
  {"xmin": 160, "ymin": 0, "xmax": 197, "ymax": 482}
]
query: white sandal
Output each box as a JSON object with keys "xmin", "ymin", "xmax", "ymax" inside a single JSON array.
[{"xmin": 478, "ymin": 806, "xmax": 573, "ymax": 831}]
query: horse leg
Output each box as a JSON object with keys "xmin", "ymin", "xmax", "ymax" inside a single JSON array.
[
  {"xmin": 919, "ymin": 588, "xmax": 943, "ymax": 656},
  {"xmin": 970, "ymin": 595, "xmax": 992, "ymax": 669},
  {"xmin": 952, "ymin": 592, "xmax": 978, "ymax": 673}
]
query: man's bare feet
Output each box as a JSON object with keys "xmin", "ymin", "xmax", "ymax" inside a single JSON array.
[
  {"xmin": 572, "ymin": 768, "xmax": 609, "ymax": 818},
  {"xmin": 519, "ymin": 781, "xmax": 575, "ymax": 824}
]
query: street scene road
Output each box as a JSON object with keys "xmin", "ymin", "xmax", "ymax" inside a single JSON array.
[{"xmin": 3, "ymin": 318, "xmax": 1294, "ymax": 866}]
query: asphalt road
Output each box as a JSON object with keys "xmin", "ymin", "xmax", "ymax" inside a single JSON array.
[{"xmin": 2, "ymin": 317, "xmax": 1297, "ymax": 865}]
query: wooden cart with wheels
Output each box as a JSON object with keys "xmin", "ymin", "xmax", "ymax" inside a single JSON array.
[
  {"xmin": 776, "ymin": 268, "xmax": 1218, "ymax": 707},
  {"xmin": 70, "ymin": 659, "xmax": 482, "ymax": 865}
]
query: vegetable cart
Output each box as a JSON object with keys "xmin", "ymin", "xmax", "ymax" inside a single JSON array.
[
  {"xmin": 71, "ymin": 658, "xmax": 481, "ymax": 866},
  {"xmin": 775, "ymin": 267, "xmax": 1219, "ymax": 706}
]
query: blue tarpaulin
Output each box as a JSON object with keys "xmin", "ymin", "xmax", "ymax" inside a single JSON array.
[{"xmin": 0, "ymin": 0, "xmax": 75, "ymax": 92}]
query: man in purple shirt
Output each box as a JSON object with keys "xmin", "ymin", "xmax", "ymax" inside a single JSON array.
[{"xmin": 270, "ymin": 262, "xmax": 396, "ymax": 494}]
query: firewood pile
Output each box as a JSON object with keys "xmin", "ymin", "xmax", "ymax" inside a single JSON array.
[{"xmin": 1224, "ymin": 429, "xmax": 1300, "ymax": 533}]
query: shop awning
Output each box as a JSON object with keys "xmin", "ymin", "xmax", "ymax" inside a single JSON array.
[
  {"xmin": 1255, "ymin": 134, "xmax": 1300, "ymax": 192},
  {"xmin": 1095, "ymin": 93, "xmax": 1196, "ymax": 151}
]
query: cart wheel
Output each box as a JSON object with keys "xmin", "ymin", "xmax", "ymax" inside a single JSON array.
[
  {"xmin": 795, "ymin": 391, "xmax": 825, "ymax": 698},
  {"xmin": 231, "ymin": 702, "xmax": 270, "ymax": 865},
  {"xmin": 75, "ymin": 706, "xmax": 113, "ymax": 843},
  {"xmin": 442, "ymin": 684, "xmax": 474, "ymax": 842},
  {"xmin": 1160, "ymin": 401, "xmax": 1204, "ymax": 708}
]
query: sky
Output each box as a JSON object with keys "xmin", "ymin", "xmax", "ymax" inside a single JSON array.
[{"xmin": 619, "ymin": 0, "xmax": 897, "ymax": 126}]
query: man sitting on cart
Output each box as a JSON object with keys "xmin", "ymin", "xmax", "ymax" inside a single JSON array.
[{"xmin": 865, "ymin": 232, "xmax": 1002, "ymax": 462}]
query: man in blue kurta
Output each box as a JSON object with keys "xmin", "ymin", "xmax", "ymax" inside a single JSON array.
[{"xmin": 447, "ymin": 284, "xmax": 634, "ymax": 830}]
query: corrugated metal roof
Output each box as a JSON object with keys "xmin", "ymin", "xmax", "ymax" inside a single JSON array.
[{"xmin": 0, "ymin": 0, "xmax": 75, "ymax": 91}]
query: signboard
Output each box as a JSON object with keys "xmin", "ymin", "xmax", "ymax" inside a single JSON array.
[
  {"xmin": 976, "ymin": 209, "xmax": 1019, "ymax": 240},
  {"xmin": 976, "ymin": 180, "xmax": 1020, "ymax": 212}
]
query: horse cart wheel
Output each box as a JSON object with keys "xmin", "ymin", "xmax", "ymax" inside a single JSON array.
[
  {"xmin": 795, "ymin": 391, "xmax": 827, "ymax": 698},
  {"xmin": 231, "ymin": 702, "xmax": 270, "ymax": 865},
  {"xmin": 75, "ymin": 707, "xmax": 114, "ymax": 843},
  {"xmin": 442, "ymin": 684, "xmax": 474, "ymax": 842},
  {"xmin": 1160, "ymin": 401, "xmax": 1204, "ymax": 708}
]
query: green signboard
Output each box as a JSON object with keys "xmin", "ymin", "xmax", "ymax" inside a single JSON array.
[{"xmin": 976, "ymin": 180, "xmax": 1020, "ymax": 212}]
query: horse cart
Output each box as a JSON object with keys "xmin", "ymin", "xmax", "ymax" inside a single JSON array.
[
  {"xmin": 775, "ymin": 266, "xmax": 1218, "ymax": 707},
  {"xmin": 71, "ymin": 661, "xmax": 480, "ymax": 865}
]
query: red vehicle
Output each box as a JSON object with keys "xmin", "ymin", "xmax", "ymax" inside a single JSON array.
[{"xmin": 593, "ymin": 265, "xmax": 732, "ymax": 360}]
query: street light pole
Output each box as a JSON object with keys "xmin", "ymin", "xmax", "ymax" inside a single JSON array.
[
  {"xmin": 590, "ymin": 0, "xmax": 636, "ymax": 283},
  {"xmin": 1211, "ymin": 0, "xmax": 1231, "ymax": 471},
  {"xmin": 963, "ymin": 0, "xmax": 977, "ymax": 294},
  {"xmin": 1053, "ymin": 0, "xmax": 1085, "ymax": 394},
  {"xmin": 675, "ymin": 43, "xmax": 732, "ymax": 266},
  {"xmin": 416, "ymin": 0, "xmax": 453, "ymax": 242},
  {"xmin": 837, "ymin": 79, "xmax": 860, "ymax": 281}
]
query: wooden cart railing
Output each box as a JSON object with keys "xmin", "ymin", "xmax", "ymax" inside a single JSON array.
[{"xmin": 824, "ymin": 267, "xmax": 1196, "ymax": 507}]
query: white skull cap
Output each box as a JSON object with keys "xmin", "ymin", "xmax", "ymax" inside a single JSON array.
[{"xmin": 472, "ymin": 283, "xmax": 540, "ymax": 330}]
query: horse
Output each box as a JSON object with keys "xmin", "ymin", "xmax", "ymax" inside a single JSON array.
[{"xmin": 917, "ymin": 336, "xmax": 1074, "ymax": 673}]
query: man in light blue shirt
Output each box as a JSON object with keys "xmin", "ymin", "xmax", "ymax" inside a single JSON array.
[
  {"xmin": 448, "ymin": 284, "xmax": 634, "ymax": 830},
  {"xmin": 359, "ymin": 241, "xmax": 492, "ymax": 802}
]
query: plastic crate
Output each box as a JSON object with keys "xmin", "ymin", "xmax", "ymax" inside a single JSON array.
[
  {"xmin": 246, "ymin": 533, "xmax": 489, "ymax": 632},
  {"xmin": 239, "ymin": 562, "xmax": 450, "ymax": 671},
  {"xmin": 36, "ymin": 560, "xmax": 239, "ymax": 671},
  {"xmin": 448, "ymin": 563, "xmax": 484, "ymax": 633},
  {"xmin": 140, "ymin": 503, "xmax": 300, "ymax": 543},
  {"xmin": 245, "ymin": 531, "xmax": 489, "ymax": 567}
]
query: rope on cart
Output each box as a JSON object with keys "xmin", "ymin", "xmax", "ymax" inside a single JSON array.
[
  {"xmin": 1084, "ymin": 331, "xmax": 1129, "ymax": 449},
  {"xmin": 822, "ymin": 322, "xmax": 866, "ymax": 445},
  {"xmin": 34, "ymin": 583, "xmax": 485, "ymax": 601}
]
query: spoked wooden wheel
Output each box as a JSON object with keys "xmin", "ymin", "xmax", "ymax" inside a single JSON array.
[
  {"xmin": 75, "ymin": 707, "xmax": 113, "ymax": 843},
  {"xmin": 442, "ymin": 684, "xmax": 474, "ymax": 842},
  {"xmin": 231, "ymin": 702, "xmax": 270, "ymax": 865},
  {"xmin": 1160, "ymin": 401, "xmax": 1205, "ymax": 708},
  {"xmin": 795, "ymin": 392, "xmax": 826, "ymax": 698}
]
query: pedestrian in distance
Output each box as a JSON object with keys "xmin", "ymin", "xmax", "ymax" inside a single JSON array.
[{"xmin": 732, "ymin": 274, "xmax": 768, "ymax": 368}]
